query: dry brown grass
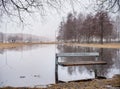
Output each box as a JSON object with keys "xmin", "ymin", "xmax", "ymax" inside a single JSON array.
[
  {"xmin": 1, "ymin": 77, "xmax": 120, "ymax": 89},
  {"xmin": 0, "ymin": 43, "xmax": 31, "ymax": 49},
  {"xmin": 0, "ymin": 42, "xmax": 56, "ymax": 49},
  {"xmin": 0, "ymin": 42, "xmax": 120, "ymax": 49}
]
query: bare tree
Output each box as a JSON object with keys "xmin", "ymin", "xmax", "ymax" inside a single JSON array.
[
  {"xmin": 64, "ymin": 13, "xmax": 74, "ymax": 41},
  {"xmin": 0, "ymin": 32, "xmax": 4, "ymax": 43},
  {"xmin": 57, "ymin": 21, "xmax": 65, "ymax": 41},
  {"xmin": 114, "ymin": 15, "xmax": 120, "ymax": 42},
  {"xmin": 0, "ymin": 0, "xmax": 119, "ymax": 23},
  {"xmin": 82, "ymin": 14, "xmax": 94, "ymax": 43},
  {"xmin": 94, "ymin": 11, "xmax": 113, "ymax": 43},
  {"xmin": 0, "ymin": 0, "xmax": 81, "ymax": 22},
  {"xmin": 0, "ymin": 0, "xmax": 42, "ymax": 22},
  {"xmin": 57, "ymin": 11, "xmax": 114, "ymax": 43}
]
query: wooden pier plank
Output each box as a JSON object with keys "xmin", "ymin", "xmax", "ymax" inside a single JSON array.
[{"xmin": 58, "ymin": 61, "xmax": 107, "ymax": 66}]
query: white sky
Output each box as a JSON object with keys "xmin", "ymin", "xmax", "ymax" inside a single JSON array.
[{"xmin": 0, "ymin": 0, "xmax": 97, "ymax": 40}]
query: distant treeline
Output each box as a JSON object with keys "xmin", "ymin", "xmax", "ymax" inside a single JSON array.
[
  {"xmin": 0, "ymin": 33, "xmax": 49, "ymax": 43},
  {"xmin": 57, "ymin": 11, "xmax": 120, "ymax": 43}
]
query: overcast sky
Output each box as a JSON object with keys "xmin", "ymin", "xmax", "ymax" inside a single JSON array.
[{"xmin": 0, "ymin": 0, "xmax": 99, "ymax": 40}]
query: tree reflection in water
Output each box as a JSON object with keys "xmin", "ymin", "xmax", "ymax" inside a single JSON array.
[
  {"xmin": 57, "ymin": 45, "xmax": 120, "ymax": 78},
  {"xmin": 0, "ymin": 49, "xmax": 4, "ymax": 54},
  {"xmin": 0, "ymin": 44, "xmax": 46, "ymax": 54}
]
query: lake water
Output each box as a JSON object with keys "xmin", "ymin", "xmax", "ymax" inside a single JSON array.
[{"xmin": 0, "ymin": 44, "xmax": 120, "ymax": 87}]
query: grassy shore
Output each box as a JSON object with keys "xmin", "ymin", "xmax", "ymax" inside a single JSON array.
[
  {"xmin": 64, "ymin": 43, "xmax": 120, "ymax": 49},
  {"xmin": 0, "ymin": 42, "xmax": 56, "ymax": 49},
  {"xmin": 0, "ymin": 42, "xmax": 120, "ymax": 49}
]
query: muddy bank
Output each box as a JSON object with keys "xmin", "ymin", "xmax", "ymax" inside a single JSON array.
[
  {"xmin": 1, "ymin": 74, "xmax": 120, "ymax": 89},
  {"xmin": 48, "ymin": 75, "xmax": 120, "ymax": 89}
]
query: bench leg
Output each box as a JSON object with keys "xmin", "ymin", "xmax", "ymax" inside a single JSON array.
[
  {"xmin": 94, "ymin": 68, "xmax": 98, "ymax": 78},
  {"xmin": 55, "ymin": 55, "xmax": 58, "ymax": 83}
]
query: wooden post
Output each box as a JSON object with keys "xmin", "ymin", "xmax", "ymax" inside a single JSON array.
[{"xmin": 55, "ymin": 54, "xmax": 58, "ymax": 83}]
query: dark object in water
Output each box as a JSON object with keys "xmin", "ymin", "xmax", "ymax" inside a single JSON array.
[
  {"xmin": 20, "ymin": 76, "xmax": 25, "ymax": 78},
  {"xmin": 34, "ymin": 75, "xmax": 40, "ymax": 77},
  {"xmin": 96, "ymin": 76, "xmax": 106, "ymax": 79}
]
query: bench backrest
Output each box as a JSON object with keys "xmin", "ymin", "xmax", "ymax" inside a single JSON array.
[{"xmin": 56, "ymin": 52, "xmax": 99, "ymax": 57}]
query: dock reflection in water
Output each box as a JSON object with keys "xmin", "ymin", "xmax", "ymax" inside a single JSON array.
[{"xmin": 57, "ymin": 45, "xmax": 120, "ymax": 81}]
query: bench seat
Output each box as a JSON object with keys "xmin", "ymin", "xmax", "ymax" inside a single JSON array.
[{"xmin": 58, "ymin": 61, "xmax": 107, "ymax": 66}]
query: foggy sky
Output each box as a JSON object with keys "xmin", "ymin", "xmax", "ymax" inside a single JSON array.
[{"xmin": 0, "ymin": 0, "xmax": 106, "ymax": 41}]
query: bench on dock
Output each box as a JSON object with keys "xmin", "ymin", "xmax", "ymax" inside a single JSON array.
[{"xmin": 55, "ymin": 52, "xmax": 107, "ymax": 83}]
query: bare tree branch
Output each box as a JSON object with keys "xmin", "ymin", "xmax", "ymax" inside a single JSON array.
[
  {"xmin": 97, "ymin": 0, "xmax": 120, "ymax": 12},
  {"xmin": 1, "ymin": 0, "xmax": 11, "ymax": 15}
]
